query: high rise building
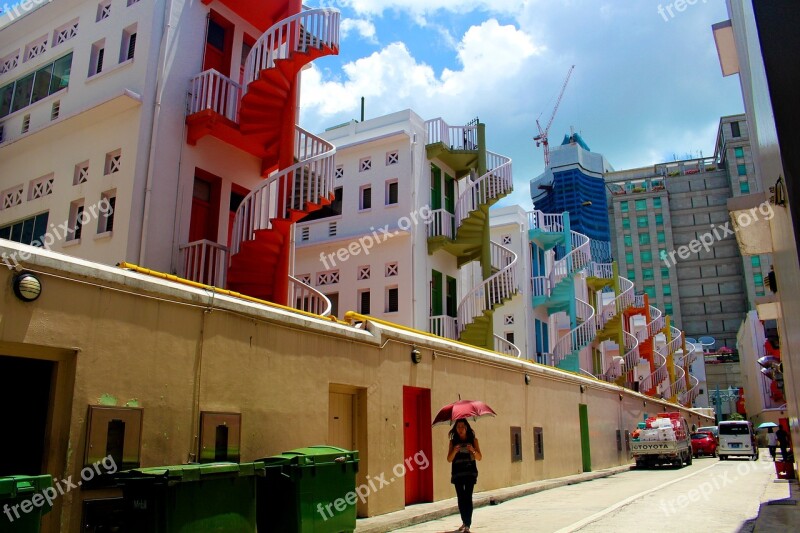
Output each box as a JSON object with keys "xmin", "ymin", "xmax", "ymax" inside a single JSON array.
[
  {"xmin": 605, "ymin": 117, "xmax": 752, "ymax": 349},
  {"xmin": 530, "ymin": 131, "xmax": 614, "ymax": 262}
]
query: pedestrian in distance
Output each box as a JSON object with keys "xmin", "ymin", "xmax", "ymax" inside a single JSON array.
[
  {"xmin": 767, "ymin": 428, "xmax": 778, "ymax": 461},
  {"xmin": 447, "ymin": 418, "xmax": 482, "ymax": 533},
  {"xmin": 776, "ymin": 425, "xmax": 790, "ymax": 461}
]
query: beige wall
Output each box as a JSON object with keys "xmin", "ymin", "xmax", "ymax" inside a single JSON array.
[{"xmin": 0, "ymin": 241, "xmax": 712, "ymax": 532}]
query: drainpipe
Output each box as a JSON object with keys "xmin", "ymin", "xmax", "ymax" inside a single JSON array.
[
  {"xmin": 410, "ymin": 128, "xmax": 417, "ymax": 329},
  {"xmin": 138, "ymin": 0, "xmax": 175, "ymax": 265}
]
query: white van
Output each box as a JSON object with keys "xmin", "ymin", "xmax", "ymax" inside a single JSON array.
[{"xmin": 718, "ymin": 420, "xmax": 759, "ymax": 460}]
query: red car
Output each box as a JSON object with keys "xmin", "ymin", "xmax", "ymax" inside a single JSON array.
[{"xmin": 691, "ymin": 431, "xmax": 718, "ymax": 457}]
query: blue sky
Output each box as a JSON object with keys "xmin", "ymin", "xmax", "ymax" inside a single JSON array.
[{"xmin": 300, "ymin": 0, "xmax": 744, "ymax": 210}]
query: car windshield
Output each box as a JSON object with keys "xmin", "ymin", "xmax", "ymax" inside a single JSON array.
[
  {"xmin": 691, "ymin": 433, "xmax": 707, "ymax": 439},
  {"xmin": 719, "ymin": 424, "xmax": 750, "ymax": 435}
]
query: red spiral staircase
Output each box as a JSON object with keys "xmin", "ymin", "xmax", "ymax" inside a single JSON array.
[{"xmin": 185, "ymin": 6, "xmax": 340, "ymax": 306}]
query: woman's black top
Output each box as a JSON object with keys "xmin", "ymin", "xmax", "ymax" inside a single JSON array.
[{"xmin": 451, "ymin": 434, "xmax": 478, "ymax": 484}]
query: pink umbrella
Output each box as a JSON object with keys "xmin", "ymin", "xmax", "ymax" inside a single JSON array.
[{"xmin": 432, "ymin": 398, "xmax": 497, "ymax": 426}]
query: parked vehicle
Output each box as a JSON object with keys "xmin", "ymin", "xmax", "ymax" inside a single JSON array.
[
  {"xmin": 691, "ymin": 431, "xmax": 718, "ymax": 457},
  {"xmin": 631, "ymin": 413, "xmax": 693, "ymax": 468},
  {"xmin": 697, "ymin": 425, "xmax": 719, "ymax": 439},
  {"xmin": 718, "ymin": 420, "xmax": 759, "ymax": 460}
]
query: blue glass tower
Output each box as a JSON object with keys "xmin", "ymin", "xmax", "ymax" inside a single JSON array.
[{"xmin": 530, "ymin": 132, "xmax": 613, "ymax": 262}]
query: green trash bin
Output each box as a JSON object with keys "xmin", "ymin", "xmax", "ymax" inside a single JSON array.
[
  {"xmin": 257, "ymin": 446, "xmax": 359, "ymax": 533},
  {"xmin": 0, "ymin": 475, "xmax": 54, "ymax": 533},
  {"xmin": 117, "ymin": 462, "xmax": 264, "ymax": 533}
]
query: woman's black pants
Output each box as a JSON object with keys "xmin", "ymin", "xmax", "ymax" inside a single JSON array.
[{"xmin": 454, "ymin": 482, "xmax": 475, "ymax": 527}]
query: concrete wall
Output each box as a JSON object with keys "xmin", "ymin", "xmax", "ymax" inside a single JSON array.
[{"xmin": 0, "ymin": 240, "xmax": 713, "ymax": 532}]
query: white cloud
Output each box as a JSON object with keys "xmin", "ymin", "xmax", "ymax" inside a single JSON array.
[
  {"xmin": 335, "ymin": 0, "xmax": 527, "ymax": 18},
  {"xmin": 340, "ymin": 18, "xmax": 378, "ymax": 44},
  {"xmin": 301, "ymin": 19, "xmax": 541, "ymax": 125}
]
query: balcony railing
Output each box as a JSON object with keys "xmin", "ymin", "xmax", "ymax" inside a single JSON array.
[
  {"xmin": 429, "ymin": 315, "xmax": 458, "ymax": 340},
  {"xmin": 425, "ymin": 118, "xmax": 478, "ymax": 150},
  {"xmin": 528, "ymin": 211, "xmax": 565, "ymax": 234},
  {"xmin": 180, "ymin": 240, "xmax": 228, "ymax": 287},
  {"xmin": 188, "ymin": 69, "xmax": 242, "ymax": 123},
  {"xmin": 426, "ymin": 209, "xmax": 455, "ymax": 239}
]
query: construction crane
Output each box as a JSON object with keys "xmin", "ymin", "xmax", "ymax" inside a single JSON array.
[{"xmin": 534, "ymin": 65, "xmax": 575, "ymax": 168}]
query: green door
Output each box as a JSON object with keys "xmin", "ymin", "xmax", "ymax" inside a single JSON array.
[
  {"xmin": 446, "ymin": 276, "xmax": 457, "ymax": 318},
  {"xmin": 431, "ymin": 165, "xmax": 442, "ymax": 210},
  {"xmin": 431, "ymin": 270, "xmax": 443, "ymax": 316},
  {"xmin": 445, "ymin": 176, "xmax": 455, "ymax": 236},
  {"xmin": 579, "ymin": 404, "xmax": 591, "ymax": 472}
]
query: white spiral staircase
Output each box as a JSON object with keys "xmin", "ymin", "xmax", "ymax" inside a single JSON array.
[
  {"xmin": 227, "ymin": 126, "xmax": 335, "ymax": 310},
  {"xmin": 457, "ymin": 241, "xmax": 519, "ymax": 349},
  {"xmin": 551, "ymin": 298, "xmax": 597, "ymax": 371}
]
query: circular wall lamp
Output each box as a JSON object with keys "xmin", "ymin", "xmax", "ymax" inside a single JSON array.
[
  {"xmin": 411, "ymin": 347, "xmax": 421, "ymax": 364},
  {"xmin": 13, "ymin": 272, "xmax": 42, "ymax": 302}
]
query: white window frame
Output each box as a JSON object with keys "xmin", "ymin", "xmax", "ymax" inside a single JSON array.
[
  {"xmin": 385, "ymin": 179, "xmax": 399, "ymax": 206},
  {"xmin": 28, "ymin": 174, "xmax": 54, "ymax": 201}
]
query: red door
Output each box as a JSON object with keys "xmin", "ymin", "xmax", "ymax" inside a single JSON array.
[
  {"xmin": 188, "ymin": 172, "xmax": 222, "ymax": 285},
  {"xmin": 227, "ymin": 184, "xmax": 249, "ymax": 247},
  {"xmin": 403, "ymin": 386, "xmax": 433, "ymax": 505},
  {"xmin": 203, "ymin": 12, "xmax": 233, "ymax": 76},
  {"xmin": 189, "ymin": 172, "xmax": 221, "ymax": 243}
]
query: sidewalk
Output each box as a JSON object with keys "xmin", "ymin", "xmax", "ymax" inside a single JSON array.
[
  {"xmin": 753, "ymin": 474, "xmax": 799, "ymax": 533},
  {"xmin": 354, "ymin": 465, "xmax": 632, "ymax": 533}
]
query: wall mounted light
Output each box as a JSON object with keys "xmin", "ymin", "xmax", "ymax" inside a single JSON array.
[
  {"xmin": 411, "ymin": 347, "xmax": 421, "ymax": 364},
  {"xmin": 580, "ymin": 385, "xmax": 586, "ymax": 393},
  {"xmin": 13, "ymin": 272, "xmax": 42, "ymax": 302},
  {"xmin": 525, "ymin": 374, "xmax": 531, "ymax": 385},
  {"xmin": 619, "ymin": 393, "xmax": 624, "ymax": 401}
]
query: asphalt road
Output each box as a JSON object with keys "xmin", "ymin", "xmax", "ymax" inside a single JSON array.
[{"xmin": 392, "ymin": 454, "xmax": 790, "ymax": 532}]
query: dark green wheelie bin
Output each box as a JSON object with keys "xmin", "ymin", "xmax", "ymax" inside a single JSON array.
[
  {"xmin": 257, "ymin": 446, "xmax": 359, "ymax": 533},
  {"xmin": 0, "ymin": 475, "xmax": 53, "ymax": 533},
  {"xmin": 117, "ymin": 461, "xmax": 264, "ymax": 532}
]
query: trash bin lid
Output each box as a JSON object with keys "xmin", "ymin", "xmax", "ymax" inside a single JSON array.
[
  {"xmin": 122, "ymin": 462, "xmax": 265, "ymax": 482},
  {"xmin": 274, "ymin": 446, "xmax": 359, "ymax": 467},
  {"xmin": 0, "ymin": 475, "xmax": 53, "ymax": 499}
]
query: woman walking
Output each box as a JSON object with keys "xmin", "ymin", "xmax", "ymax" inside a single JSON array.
[
  {"xmin": 447, "ymin": 419, "xmax": 483, "ymax": 533},
  {"xmin": 767, "ymin": 428, "xmax": 778, "ymax": 461}
]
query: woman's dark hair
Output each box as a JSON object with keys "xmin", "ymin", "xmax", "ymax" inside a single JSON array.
[{"xmin": 449, "ymin": 418, "xmax": 476, "ymax": 442}]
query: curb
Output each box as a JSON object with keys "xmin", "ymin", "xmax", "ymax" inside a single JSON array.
[{"xmin": 355, "ymin": 464, "xmax": 633, "ymax": 533}]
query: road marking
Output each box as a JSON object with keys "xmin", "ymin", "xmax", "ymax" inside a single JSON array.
[{"xmin": 554, "ymin": 463, "xmax": 719, "ymax": 533}]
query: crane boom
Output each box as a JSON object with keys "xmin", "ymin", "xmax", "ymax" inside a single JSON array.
[{"xmin": 534, "ymin": 65, "xmax": 575, "ymax": 167}]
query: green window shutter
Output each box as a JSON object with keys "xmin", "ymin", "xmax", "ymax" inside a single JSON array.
[
  {"xmin": 431, "ymin": 165, "xmax": 442, "ymax": 210},
  {"xmin": 445, "ymin": 175, "xmax": 455, "ymax": 214},
  {"xmin": 446, "ymin": 276, "xmax": 457, "ymax": 318},
  {"xmin": 431, "ymin": 270, "xmax": 443, "ymax": 316}
]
